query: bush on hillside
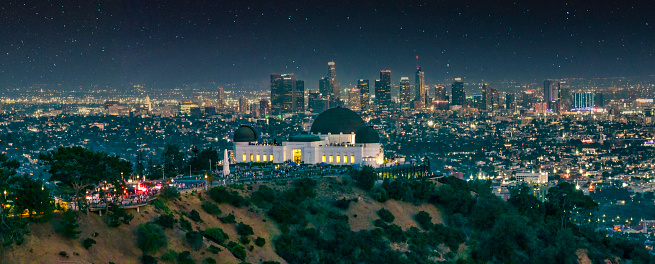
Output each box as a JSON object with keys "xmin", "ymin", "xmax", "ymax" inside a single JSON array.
[
  {"xmin": 377, "ymin": 208, "xmax": 395, "ymax": 223},
  {"xmin": 219, "ymin": 213, "xmax": 236, "ymax": 224},
  {"xmin": 186, "ymin": 231, "xmax": 204, "ymax": 251},
  {"xmin": 236, "ymin": 222, "xmax": 254, "ymax": 236},
  {"xmin": 203, "ymin": 227, "xmax": 229, "ymax": 245},
  {"xmin": 201, "ymin": 201, "xmax": 221, "ymax": 215},
  {"xmin": 82, "ymin": 238, "xmax": 96, "ymax": 249},
  {"xmin": 136, "ymin": 222, "xmax": 167, "ymax": 254},
  {"xmin": 226, "ymin": 241, "xmax": 247, "ymax": 260},
  {"xmin": 154, "ymin": 214, "xmax": 176, "ymax": 229},
  {"xmin": 159, "ymin": 187, "xmax": 180, "ymax": 200},
  {"xmin": 255, "ymin": 237, "xmax": 266, "ymax": 247},
  {"xmin": 188, "ymin": 210, "xmax": 202, "ymax": 222},
  {"xmin": 414, "ymin": 211, "xmax": 433, "ymax": 230}
]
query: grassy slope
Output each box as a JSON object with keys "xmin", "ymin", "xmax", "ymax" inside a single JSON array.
[{"xmin": 1, "ymin": 178, "xmax": 446, "ymax": 264}]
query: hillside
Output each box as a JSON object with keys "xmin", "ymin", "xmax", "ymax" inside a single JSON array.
[{"xmin": 1, "ymin": 177, "xmax": 444, "ymax": 264}]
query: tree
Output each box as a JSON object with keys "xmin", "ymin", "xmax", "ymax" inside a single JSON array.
[
  {"xmin": 546, "ymin": 182, "xmax": 598, "ymax": 230},
  {"xmin": 136, "ymin": 222, "xmax": 167, "ymax": 254},
  {"xmin": 377, "ymin": 208, "xmax": 395, "ymax": 223},
  {"xmin": 59, "ymin": 209, "xmax": 81, "ymax": 239},
  {"xmin": 354, "ymin": 166, "xmax": 377, "ymax": 191},
  {"xmin": 186, "ymin": 231, "xmax": 204, "ymax": 251},
  {"xmin": 236, "ymin": 222, "xmax": 254, "ymax": 236},
  {"xmin": 9, "ymin": 174, "xmax": 55, "ymax": 220},
  {"xmin": 162, "ymin": 144, "xmax": 185, "ymax": 175},
  {"xmin": 39, "ymin": 146, "xmax": 133, "ymax": 209}
]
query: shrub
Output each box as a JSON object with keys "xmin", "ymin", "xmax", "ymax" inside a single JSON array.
[
  {"xmin": 160, "ymin": 187, "xmax": 180, "ymax": 200},
  {"xmin": 219, "ymin": 213, "xmax": 236, "ymax": 224},
  {"xmin": 203, "ymin": 228, "xmax": 229, "ymax": 245},
  {"xmin": 60, "ymin": 209, "xmax": 81, "ymax": 239},
  {"xmin": 377, "ymin": 208, "xmax": 395, "ymax": 223},
  {"xmin": 370, "ymin": 186, "xmax": 389, "ymax": 203},
  {"xmin": 160, "ymin": 250, "xmax": 178, "ymax": 262},
  {"xmin": 414, "ymin": 211, "xmax": 433, "ymax": 230},
  {"xmin": 149, "ymin": 199, "xmax": 170, "ymax": 213},
  {"xmin": 207, "ymin": 245, "xmax": 222, "ymax": 254},
  {"xmin": 207, "ymin": 186, "xmax": 232, "ymax": 203},
  {"xmin": 136, "ymin": 222, "xmax": 167, "ymax": 254},
  {"xmin": 226, "ymin": 241, "xmax": 247, "ymax": 260},
  {"xmin": 202, "ymin": 257, "xmax": 216, "ymax": 264},
  {"xmin": 383, "ymin": 224, "xmax": 406, "ymax": 243},
  {"xmin": 255, "ymin": 237, "xmax": 266, "ymax": 247},
  {"xmin": 154, "ymin": 214, "xmax": 176, "ymax": 229},
  {"xmin": 59, "ymin": 251, "xmax": 68, "ymax": 257},
  {"xmin": 354, "ymin": 166, "xmax": 377, "ymax": 191},
  {"xmin": 201, "ymin": 202, "xmax": 221, "ymax": 215},
  {"xmin": 231, "ymin": 195, "xmax": 251, "ymax": 208},
  {"xmin": 180, "ymin": 217, "xmax": 192, "ymax": 231},
  {"xmin": 252, "ymin": 185, "xmax": 276, "ymax": 208},
  {"xmin": 239, "ymin": 235, "xmax": 250, "ymax": 244},
  {"xmin": 333, "ymin": 198, "xmax": 353, "ymax": 209},
  {"xmin": 141, "ymin": 254, "xmax": 158, "ymax": 264},
  {"xmin": 189, "ymin": 210, "xmax": 202, "ymax": 222},
  {"xmin": 186, "ymin": 231, "xmax": 204, "ymax": 251},
  {"xmin": 82, "ymin": 238, "xmax": 96, "ymax": 250},
  {"xmin": 236, "ymin": 222, "xmax": 254, "ymax": 236},
  {"xmin": 177, "ymin": 251, "xmax": 194, "ymax": 264}
]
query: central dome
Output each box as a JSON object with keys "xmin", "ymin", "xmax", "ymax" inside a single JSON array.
[
  {"xmin": 310, "ymin": 107, "xmax": 365, "ymax": 134},
  {"xmin": 233, "ymin": 125, "xmax": 257, "ymax": 142}
]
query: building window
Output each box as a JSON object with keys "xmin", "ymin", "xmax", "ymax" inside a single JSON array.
[
  {"xmin": 336, "ymin": 155, "xmax": 340, "ymax": 163},
  {"xmin": 242, "ymin": 154, "xmax": 246, "ymax": 162},
  {"xmin": 263, "ymin": 154, "xmax": 267, "ymax": 162},
  {"xmin": 270, "ymin": 154, "xmax": 273, "ymax": 162},
  {"xmin": 343, "ymin": 155, "xmax": 347, "ymax": 163},
  {"xmin": 322, "ymin": 155, "xmax": 326, "ymax": 162},
  {"xmin": 256, "ymin": 154, "xmax": 260, "ymax": 162},
  {"xmin": 351, "ymin": 155, "xmax": 355, "ymax": 163},
  {"xmin": 329, "ymin": 155, "xmax": 333, "ymax": 163},
  {"xmin": 250, "ymin": 154, "xmax": 253, "ymax": 162}
]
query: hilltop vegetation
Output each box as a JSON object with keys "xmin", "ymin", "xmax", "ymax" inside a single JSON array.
[{"xmin": 2, "ymin": 165, "xmax": 654, "ymax": 263}]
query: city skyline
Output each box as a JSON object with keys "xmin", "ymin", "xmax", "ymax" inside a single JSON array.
[{"xmin": 1, "ymin": 0, "xmax": 653, "ymax": 90}]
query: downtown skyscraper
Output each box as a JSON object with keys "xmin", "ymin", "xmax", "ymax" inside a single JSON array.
[
  {"xmin": 543, "ymin": 79, "xmax": 561, "ymax": 112},
  {"xmin": 327, "ymin": 61, "xmax": 340, "ymax": 105},
  {"xmin": 451, "ymin": 78, "xmax": 465, "ymax": 106},
  {"xmin": 358, "ymin": 79, "xmax": 370, "ymax": 111},
  {"xmin": 414, "ymin": 66, "xmax": 426, "ymax": 108},
  {"xmin": 375, "ymin": 70, "xmax": 391, "ymax": 110},
  {"xmin": 271, "ymin": 73, "xmax": 304, "ymax": 114},
  {"xmin": 399, "ymin": 77, "xmax": 411, "ymax": 110}
]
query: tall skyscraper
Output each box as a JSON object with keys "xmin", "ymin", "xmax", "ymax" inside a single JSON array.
[
  {"xmin": 399, "ymin": 77, "xmax": 411, "ymax": 110},
  {"xmin": 259, "ymin": 99, "xmax": 270, "ymax": 116},
  {"xmin": 144, "ymin": 94, "xmax": 152, "ymax": 112},
  {"xmin": 294, "ymin": 79, "xmax": 305, "ymax": 111},
  {"xmin": 308, "ymin": 92, "xmax": 321, "ymax": 113},
  {"xmin": 349, "ymin": 88, "xmax": 361, "ymax": 111},
  {"xmin": 573, "ymin": 91, "xmax": 595, "ymax": 110},
  {"xmin": 522, "ymin": 90, "xmax": 536, "ymax": 109},
  {"xmin": 238, "ymin": 96, "xmax": 248, "ymax": 114},
  {"xmin": 434, "ymin": 85, "xmax": 446, "ymax": 101},
  {"xmin": 319, "ymin": 77, "xmax": 330, "ymax": 98},
  {"xmin": 358, "ymin": 79, "xmax": 370, "ymax": 111},
  {"xmin": 375, "ymin": 70, "xmax": 392, "ymax": 110},
  {"xmin": 451, "ymin": 78, "xmax": 465, "ymax": 106},
  {"xmin": 543, "ymin": 79, "xmax": 560, "ymax": 112},
  {"xmin": 271, "ymin": 73, "xmax": 304, "ymax": 113},
  {"xmin": 414, "ymin": 67, "xmax": 426, "ymax": 108},
  {"xmin": 482, "ymin": 84, "xmax": 492, "ymax": 111},
  {"xmin": 505, "ymin": 93, "xmax": 515, "ymax": 111},
  {"xmin": 327, "ymin": 61, "xmax": 340, "ymax": 103},
  {"xmin": 217, "ymin": 87, "xmax": 226, "ymax": 109}
]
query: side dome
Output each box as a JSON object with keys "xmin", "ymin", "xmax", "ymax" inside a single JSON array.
[
  {"xmin": 233, "ymin": 125, "xmax": 257, "ymax": 142},
  {"xmin": 355, "ymin": 126, "xmax": 379, "ymax": 144},
  {"xmin": 310, "ymin": 107, "xmax": 365, "ymax": 134}
]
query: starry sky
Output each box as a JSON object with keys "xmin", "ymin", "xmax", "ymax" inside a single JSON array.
[{"xmin": 1, "ymin": 0, "xmax": 653, "ymax": 90}]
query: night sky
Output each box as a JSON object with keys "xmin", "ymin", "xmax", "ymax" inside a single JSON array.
[{"xmin": 1, "ymin": 0, "xmax": 653, "ymax": 90}]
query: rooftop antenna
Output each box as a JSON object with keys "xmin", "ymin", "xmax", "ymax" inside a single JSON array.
[{"xmin": 416, "ymin": 55, "xmax": 419, "ymax": 69}]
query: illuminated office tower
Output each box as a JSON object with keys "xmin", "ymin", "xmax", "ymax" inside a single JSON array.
[
  {"xmin": 434, "ymin": 85, "xmax": 446, "ymax": 101},
  {"xmin": 414, "ymin": 67, "xmax": 426, "ymax": 108},
  {"xmin": 543, "ymin": 79, "xmax": 560, "ymax": 112},
  {"xmin": 451, "ymin": 78, "xmax": 465, "ymax": 106},
  {"xmin": 271, "ymin": 73, "xmax": 304, "ymax": 113},
  {"xmin": 327, "ymin": 61, "xmax": 340, "ymax": 103},
  {"xmin": 349, "ymin": 88, "xmax": 361, "ymax": 111},
  {"xmin": 573, "ymin": 91, "xmax": 595, "ymax": 110},
  {"xmin": 217, "ymin": 87, "xmax": 226, "ymax": 109},
  {"xmin": 399, "ymin": 77, "xmax": 411, "ymax": 110},
  {"xmin": 239, "ymin": 96, "xmax": 248, "ymax": 114},
  {"xmin": 375, "ymin": 70, "xmax": 392, "ymax": 110},
  {"xmin": 358, "ymin": 79, "xmax": 370, "ymax": 111}
]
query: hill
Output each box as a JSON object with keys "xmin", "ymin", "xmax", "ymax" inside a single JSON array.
[{"xmin": 2, "ymin": 176, "xmax": 653, "ymax": 264}]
